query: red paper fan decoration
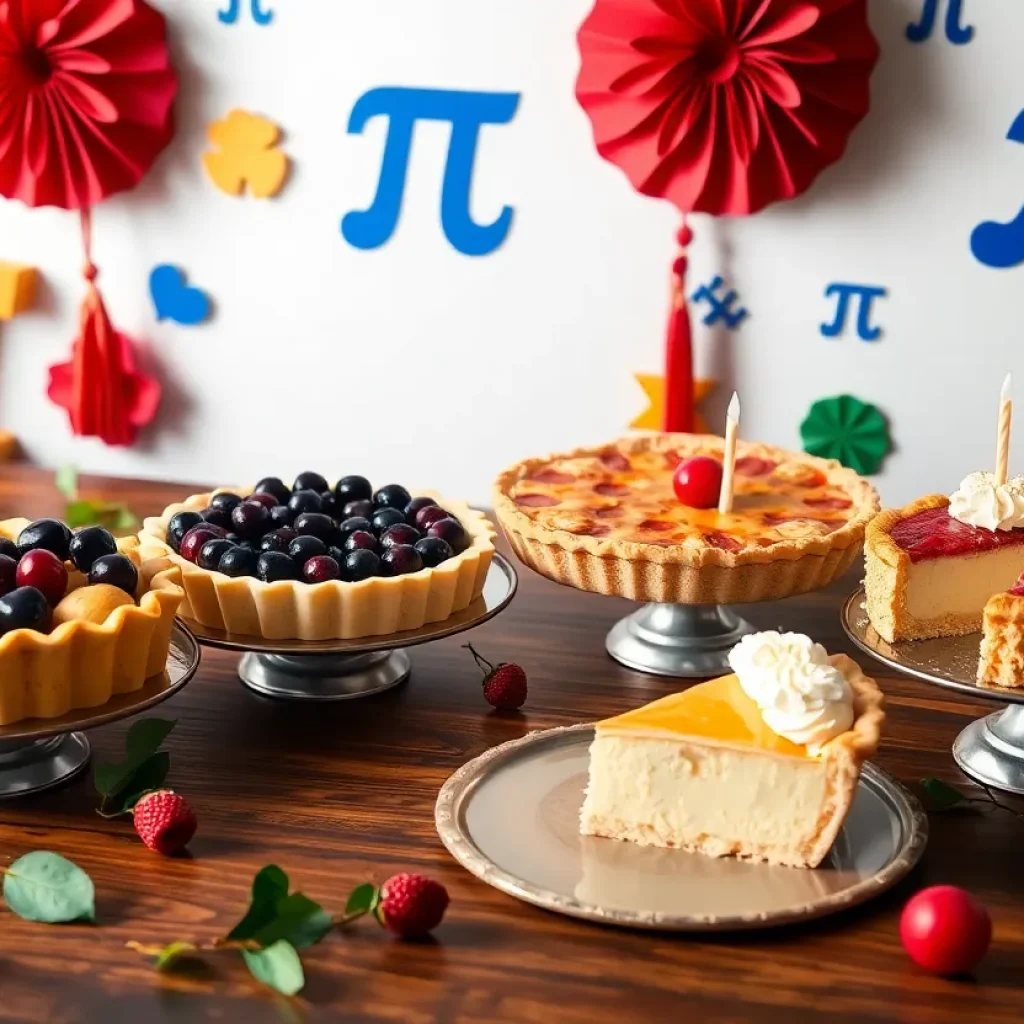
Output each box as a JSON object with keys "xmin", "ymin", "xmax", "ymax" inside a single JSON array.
[
  {"xmin": 0, "ymin": 0, "xmax": 176, "ymax": 445},
  {"xmin": 576, "ymin": 0, "xmax": 878, "ymax": 430}
]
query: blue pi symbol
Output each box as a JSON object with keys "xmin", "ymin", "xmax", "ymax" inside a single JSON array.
[
  {"xmin": 906, "ymin": 0, "xmax": 973, "ymax": 44},
  {"xmin": 691, "ymin": 276, "xmax": 748, "ymax": 329},
  {"xmin": 820, "ymin": 283, "xmax": 886, "ymax": 341},
  {"xmin": 970, "ymin": 109, "xmax": 1024, "ymax": 270},
  {"xmin": 218, "ymin": 0, "xmax": 273, "ymax": 25}
]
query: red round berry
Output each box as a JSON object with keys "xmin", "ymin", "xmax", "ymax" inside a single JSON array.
[
  {"xmin": 377, "ymin": 873, "xmax": 449, "ymax": 939},
  {"xmin": 672, "ymin": 456, "xmax": 723, "ymax": 509},
  {"xmin": 15, "ymin": 549, "xmax": 68, "ymax": 606},
  {"xmin": 179, "ymin": 525, "xmax": 224, "ymax": 563},
  {"xmin": 244, "ymin": 492, "xmax": 278, "ymax": 510},
  {"xmin": 900, "ymin": 886, "xmax": 991, "ymax": 975}
]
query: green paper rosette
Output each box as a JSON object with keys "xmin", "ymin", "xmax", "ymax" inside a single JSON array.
[{"xmin": 800, "ymin": 395, "xmax": 891, "ymax": 476}]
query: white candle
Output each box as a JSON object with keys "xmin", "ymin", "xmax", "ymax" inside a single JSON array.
[
  {"xmin": 718, "ymin": 392, "xmax": 741, "ymax": 515},
  {"xmin": 996, "ymin": 373, "xmax": 1013, "ymax": 487}
]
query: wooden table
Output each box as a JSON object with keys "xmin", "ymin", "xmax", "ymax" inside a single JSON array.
[{"xmin": 0, "ymin": 465, "xmax": 1022, "ymax": 1023}]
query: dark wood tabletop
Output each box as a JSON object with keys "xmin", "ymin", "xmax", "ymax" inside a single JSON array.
[{"xmin": 0, "ymin": 463, "xmax": 1021, "ymax": 1023}]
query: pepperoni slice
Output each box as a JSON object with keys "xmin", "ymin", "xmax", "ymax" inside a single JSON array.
[
  {"xmin": 598, "ymin": 450, "xmax": 631, "ymax": 472},
  {"xmin": 592, "ymin": 506, "xmax": 623, "ymax": 518},
  {"xmin": 530, "ymin": 469, "xmax": 575, "ymax": 485},
  {"xmin": 803, "ymin": 495, "xmax": 852, "ymax": 511},
  {"xmin": 663, "ymin": 451, "xmax": 682, "ymax": 469},
  {"xmin": 514, "ymin": 494, "xmax": 560, "ymax": 508},
  {"xmin": 577, "ymin": 524, "xmax": 611, "ymax": 538},
  {"xmin": 704, "ymin": 531, "xmax": 742, "ymax": 551},
  {"xmin": 594, "ymin": 482, "xmax": 630, "ymax": 497},
  {"xmin": 735, "ymin": 457, "xmax": 777, "ymax": 477},
  {"xmin": 638, "ymin": 519, "xmax": 675, "ymax": 533}
]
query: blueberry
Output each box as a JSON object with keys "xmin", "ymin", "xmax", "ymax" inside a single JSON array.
[
  {"xmin": 199, "ymin": 538, "xmax": 235, "ymax": 571},
  {"xmin": 373, "ymin": 484, "xmax": 412, "ymax": 511},
  {"xmin": 17, "ymin": 519, "xmax": 72, "ymax": 560},
  {"xmin": 414, "ymin": 536, "xmax": 453, "ymax": 568},
  {"xmin": 380, "ymin": 544, "xmax": 423, "ymax": 577},
  {"xmin": 381, "ymin": 524, "xmax": 421, "ymax": 549},
  {"xmin": 259, "ymin": 528, "xmax": 297, "ymax": 554},
  {"xmin": 201, "ymin": 506, "xmax": 234, "ymax": 530},
  {"xmin": 288, "ymin": 535, "xmax": 327, "ymax": 567},
  {"xmin": 427, "ymin": 518, "xmax": 468, "ymax": 552},
  {"xmin": 371, "ymin": 507, "xmax": 406, "ymax": 535},
  {"xmin": 288, "ymin": 489, "xmax": 322, "ymax": 517},
  {"xmin": 303, "ymin": 555, "xmax": 341, "ymax": 584},
  {"xmin": 219, "ymin": 545, "xmax": 259, "ymax": 578},
  {"xmin": 0, "ymin": 537, "xmax": 18, "ymax": 560},
  {"xmin": 343, "ymin": 549, "xmax": 381, "ymax": 582},
  {"xmin": 319, "ymin": 490, "xmax": 342, "ymax": 518},
  {"xmin": 0, "ymin": 554, "xmax": 17, "ymax": 597},
  {"xmin": 0, "ymin": 586, "xmax": 51, "ymax": 635},
  {"xmin": 225, "ymin": 533, "xmax": 242, "ymax": 544},
  {"xmin": 245, "ymin": 492, "xmax": 278, "ymax": 510},
  {"xmin": 180, "ymin": 525, "xmax": 226, "ymax": 563},
  {"xmin": 167, "ymin": 511, "xmax": 205, "ymax": 553},
  {"xmin": 337, "ymin": 516, "xmax": 372, "ymax": 543},
  {"xmin": 405, "ymin": 497, "xmax": 437, "ymax": 524},
  {"xmin": 344, "ymin": 530, "xmax": 378, "ymax": 554},
  {"xmin": 294, "ymin": 471, "xmax": 329, "ymax": 494},
  {"xmin": 254, "ymin": 476, "xmax": 291, "ymax": 505},
  {"xmin": 209, "ymin": 492, "xmax": 243, "ymax": 515},
  {"xmin": 69, "ymin": 526, "xmax": 117, "ymax": 573},
  {"xmin": 269, "ymin": 504, "xmax": 295, "ymax": 528},
  {"xmin": 88, "ymin": 554, "xmax": 139, "ymax": 596},
  {"xmin": 342, "ymin": 499, "xmax": 374, "ymax": 520},
  {"xmin": 257, "ymin": 551, "xmax": 299, "ymax": 583},
  {"xmin": 293, "ymin": 512, "xmax": 336, "ymax": 542},
  {"xmin": 231, "ymin": 501, "xmax": 272, "ymax": 539},
  {"xmin": 327, "ymin": 545, "xmax": 346, "ymax": 564},
  {"xmin": 334, "ymin": 475, "xmax": 373, "ymax": 503}
]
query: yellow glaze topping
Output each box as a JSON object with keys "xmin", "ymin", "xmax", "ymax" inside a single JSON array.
[{"xmin": 596, "ymin": 674, "xmax": 813, "ymax": 759}]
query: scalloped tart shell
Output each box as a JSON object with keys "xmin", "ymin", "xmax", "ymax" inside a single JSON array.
[
  {"xmin": 137, "ymin": 490, "xmax": 496, "ymax": 640},
  {"xmin": 0, "ymin": 520, "xmax": 184, "ymax": 726}
]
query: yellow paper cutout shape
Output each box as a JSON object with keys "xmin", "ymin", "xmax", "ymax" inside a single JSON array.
[
  {"xmin": 202, "ymin": 110, "xmax": 289, "ymax": 199},
  {"xmin": 631, "ymin": 374, "xmax": 717, "ymax": 434},
  {"xmin": 0, "ymin": 261, "xmax": 38, "ymax": 320}
]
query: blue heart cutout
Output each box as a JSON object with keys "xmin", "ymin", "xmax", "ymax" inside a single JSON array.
[{"xmin": 149, "ymin": 265, "xmax": 211, "ymax": 326}]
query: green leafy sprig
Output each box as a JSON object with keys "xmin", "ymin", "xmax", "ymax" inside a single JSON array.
[
  {"xmin": 920, "ymin": 776, "xmax": 1024, "ymax": 818},
  {"xmin": 56, "ymin": 465, "xmax": 137, "ymax": 531},
  {"xmin": 1, "ymin": 852, "xmax": 95, "ymax": 924},
  {"xmin": 95, "ymin": 718, "xmax": 176, "ymax": 817}
]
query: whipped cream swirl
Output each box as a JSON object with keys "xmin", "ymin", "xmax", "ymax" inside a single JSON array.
[
  {"xmin": 948, "ymin": 471, "xmax": 1024, "ymax": 532},
  {"xmin": 728, "ymin": 631, "xmax": 853, "ymax": 752}
]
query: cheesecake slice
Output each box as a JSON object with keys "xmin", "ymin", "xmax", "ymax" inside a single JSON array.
[
  {"xmin": 978, "ymin": 572, "xmax": 1024, "ymax": 688},
  {"xmin": 579, "ymin": 637, "xmax": 884, "ymax": 869}
]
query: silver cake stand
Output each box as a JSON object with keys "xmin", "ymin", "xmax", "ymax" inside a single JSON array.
[
  {"xmin": 179, "ymin": 553, "xmax": 518, "ymax": 701},
  {"xmin": 842, "ymin": 589, "xmax": 1024, "ymax": 796},
  {"xmin": 0, "ymin": 622, "xmax": 200, "ymax": 798}
]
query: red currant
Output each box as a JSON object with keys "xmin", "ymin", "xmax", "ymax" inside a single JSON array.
[
  {"xmin": 672, "ymin": 456, "xmax": 723, "ymax": 509},
  {"xmin": 15, "ymin": 549, "xmax": 69, "ymax": 607},
  {"xmin": 900, "ymin": 886, "xmax": 991, "ymax": 975}
]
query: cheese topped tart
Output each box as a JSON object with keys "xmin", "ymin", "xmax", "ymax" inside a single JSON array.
[
  {"xmin": 580, "ymin": 632, "xmax": 885, "ymax": 869},
  {"xmin": 979, "ymin": 571, "xmax": 1024, "ymax": 689},
  {"xmin": 494, "ymin": 434, "xmax": 878, "ymax": 605},
  {"xmin": 865, "ymin": 473, "xmax": 1024, "ymax": 643}
]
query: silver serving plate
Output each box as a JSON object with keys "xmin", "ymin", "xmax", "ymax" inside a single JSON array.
[{"xmin": 436, "ymin": 724, "xmax": 927, "ymax": 931}]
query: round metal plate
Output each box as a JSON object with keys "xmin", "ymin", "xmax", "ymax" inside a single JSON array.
[
  {"xmin": 436, "ymin": 724, "xmax": 928, "ymax": 931},
  {"xmin": 0, "ymin": 622, "xmax": 201, "ymax": 743},
  {"xmin": 841, "ymin": 589, "xmax": 1024, "ymax": 704},
  {"xmin": 179, "ymin": 552, "xmax": 518, "ymax": 655}
]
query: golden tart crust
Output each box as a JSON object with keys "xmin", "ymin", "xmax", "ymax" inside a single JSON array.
[
  {"xmin": 138, "ymin": 490, "xmax": 496, "ymax": 640},
  {"xmin": 493, "ymin": 434, "xmax": 878, "ymax": 605},
  {"xmin": 979, "ymin": 587, "xmax": 1024, "ymax": 689},
  {"xmin": 0, "ymin": 520, "xmax": 183, "ymax": 726}
]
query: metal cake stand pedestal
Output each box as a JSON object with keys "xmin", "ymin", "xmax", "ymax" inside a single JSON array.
[
  {"xmin": 606, "ymin": 603, "xmax": 755, "ymax": 678},
  {"xmin": 842, "ymin": 588, "xmax": 1024, "ymax": 796},
  {"xmin": 180, "ymin": 553, "xmax": 518, "ymax": 702},
  {"xmin": 0, "ymin": 622, "xmax": 200, "ymax": 798}
]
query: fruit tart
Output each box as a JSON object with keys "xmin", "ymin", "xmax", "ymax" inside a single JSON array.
[
  {"xmin": 493, "ymin": 434, "xmax": 878, "ymax": 605},
  {"xmin": 137, "ymin": 473, "xmax": 496, "ymax": 640},
  {"xmin": 0, "ymin": 518, "xmax": 183, "ymax": 725}
]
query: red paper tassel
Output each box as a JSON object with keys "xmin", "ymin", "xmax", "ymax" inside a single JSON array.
[
  {"xmin": 663, "ymin": 221, "xmax": 695, "ymax": 433},
  {"xmin": 47, "ymin": 210, "xmax": 161, "ymax": 446}
]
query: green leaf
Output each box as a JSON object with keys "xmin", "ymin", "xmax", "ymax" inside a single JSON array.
[
  {"xmin": 95, "ymin": 718, "xmax": 176, "ymax": 811},
  {"xmin": 3, "ymin": 852, "xmax": 95, "ymax": 924},
  {"xmin": 253, "ymin": 893, "xmax": 332, "ymax": 951},
  {"xmin": 110, "ymin": 505, "xmax": 138, "ymax": 530},
  {"xmin": 125, "ymin": 718, "xmax": 176, "ymax": 763},
  {"xmin": 228, "ymin": 865, "xmax": 290, "ymax": 941},
  {"xmin": 242, "ymin": 940, "xmax": 305, "ymax": 996},
  {"xmin": 64, "ymin": 500, "xmax": 100, "ymax": 529},
  {"xmin": 921, "ymin": 777, "xmax": 968, "ymax": 811},
  {"xmin": 98, "ymin": 752, "xmax": 170, "ymax": 816},
  {"xmin": 55, "ymin": 465, "xmax": 79, "ymax": 501},
  {"xmin": 155, "ymin": 941, "xmax": 199, "ymax": 971},
  {"xmin": 64, "ymin": 498, "xmax": 136, "ymax": 531},
  {"xmin": 344, "ymin": 882, "xmax": 378, "ymax": 916}
]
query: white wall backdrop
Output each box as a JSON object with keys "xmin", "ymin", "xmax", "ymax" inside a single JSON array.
[{"xmin": 2, "ymin": 0, "xmax": 1023, "ymax": 507}]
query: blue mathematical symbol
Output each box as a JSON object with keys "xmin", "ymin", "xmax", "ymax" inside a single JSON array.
[
  {"xmin": 820, "ymin": 284, "xmax": 886, "ymax": 341},
  {"xmin": 218, "ymin": 0, "xmax": 273, "ymax": 26},
  {"xmin": 341, "ymin": 88, "xmax": 519, "ymax": 257},
  {"xmin": 970, "ymin": 109, "xmax": 1024, "ymax": 270},
  {"xmin": 690, "ymin": 276, "xmax": 748, "ymax": 329},
  {"xmin": 906, "ymin": 0, "xmax": 973, "ymax": 44}
]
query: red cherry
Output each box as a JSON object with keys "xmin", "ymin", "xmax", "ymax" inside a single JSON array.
[
  {"xmin": 15, "ymin": 549, "xmax": 69, "ymax": 607},
  {"xmin": 672, "ymin": 456, "xmax": 723, "ymax": 509},
  {"xmin": 900, "ymin": 886, "xmax": 991, "ymax": 975},
  {"xmin": 179, "ymin": 526, "xmax": 224, "ymax": 564},
  {"xmin": 244, "ymin": 492, "xmax": 278, "ymax": 510}
]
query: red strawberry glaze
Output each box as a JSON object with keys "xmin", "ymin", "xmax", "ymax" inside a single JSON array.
[
  {"xmin": 804, "ymin": 496, "xmax": 852, "ymax": 510},
  {"xmin": 594, "ymin": 482, "xmax": 630, "ymax": 497},
  {"xmin": 736, "ymin": 457, "xmax": 777, "ymax": 477},
  {"xmin": 890, "ymin": 506, "xmax": 1024, "ymax": 563},
  {"xmin": 515, "ymin": 494, "xmax": 560, "ymax": 508},
  {"xmin": 1010, "ymin": 573, "xmax": 1024, "ymax": 598},
  {"xmin": 530, "ymin": 469, "xmax": 575, "ymax": 485}
]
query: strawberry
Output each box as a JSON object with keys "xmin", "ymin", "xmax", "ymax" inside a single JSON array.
[
  {"xmin": 375, "ymin": 873, "xmax": 449, "ymax": 939},
  {"xmin": 464, "ymin": 644, "xmax": 527, "ymax": 711},
  {"xmin": 132, "ymin": 790, "xmax": 197, "ymax": 855}
]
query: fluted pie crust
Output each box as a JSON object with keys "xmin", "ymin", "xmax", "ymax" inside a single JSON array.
[
  {"xmin": 137, "ymin": 490, "xmax": 495, "ymax": 640},
  {"xmin": 493, "ymin": 434, "xmax": 878, "ymax": 605},
  {"xmin": 979, "ymin": 586, "xmax": 1024, "ymax": 688},
  {"xmin": 0, "ymin": 520, "xmax": 183, "ymax": 726}
]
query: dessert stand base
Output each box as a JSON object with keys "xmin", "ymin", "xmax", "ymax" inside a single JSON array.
[
  {"xmin": 180, "ymin": 553, "xmax": 518, "ymax": 703},
  {"xmin": 842, "ymin": 589, "xmax": 1024, "ymax": 796},
  {"xmin": 0, "ymin": 622, "xmax": 200, "ymax": 798},
  {"xmin": 606, "ymin": 603, "xmax": 756, "ymax": 678}
]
